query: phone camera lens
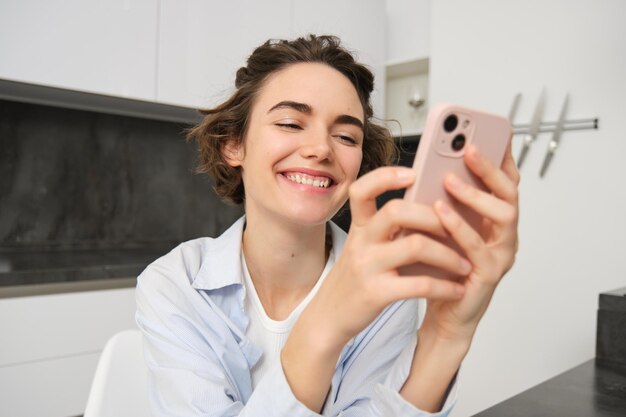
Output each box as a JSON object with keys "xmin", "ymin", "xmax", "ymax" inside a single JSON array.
[
  {"xmin": 451, "ymin": 134, "xmax": 466, "ymax": 151},
  {"xmin": 444, "ymin": 114, "xmax": 458, "ymax": 133}
]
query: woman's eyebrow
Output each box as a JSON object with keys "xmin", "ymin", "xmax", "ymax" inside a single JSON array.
[
  {"xmin": 335, "ymin": 114, "xmax": 364, "ymax": 131},
  {"xmin": 268, "ymin": 101, "xmax": 312, "ymax": 114},
  {"xmin": 268, "ymin": 100, "xmax": 364, "ymax": 131}
]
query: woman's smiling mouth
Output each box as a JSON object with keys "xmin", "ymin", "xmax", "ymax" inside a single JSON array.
[
  {"xmin": 278, "ymin": 169, "xmax": 337, "ymax": 190},
  {"xmin": 284, "ymin": 173, "xmax": 332, "ymax": 188}
]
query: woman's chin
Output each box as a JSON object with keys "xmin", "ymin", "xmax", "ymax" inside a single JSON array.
[{"xmin": 279, "ymin": 206, "xmax": 339, "ymax": 227}]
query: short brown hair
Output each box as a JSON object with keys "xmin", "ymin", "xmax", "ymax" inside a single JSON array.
[{"xmin": 187, "ymin": 34, "xmax": 396, "ymax": 205}]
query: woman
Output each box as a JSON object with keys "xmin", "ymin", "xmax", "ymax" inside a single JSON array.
[{"xmin": 136, "ymin": 34, "xmax": 519, "ymax": 417}]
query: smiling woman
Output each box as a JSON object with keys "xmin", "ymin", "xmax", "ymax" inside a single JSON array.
[
  {"xmin": 185, "ymin": 36, "xmax": 395, "ymax": 206},
  {"xmin": 222, "ymin": 62, "xmax": 365, "ymax": 228},
  {"xmin": 135, "ymin": 34, "xmax": 520, "ymax": 417}
]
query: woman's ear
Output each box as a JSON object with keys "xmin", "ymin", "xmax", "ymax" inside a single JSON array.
[{"xmin": 223, "ymin": 139, "xmax": 244, "ymax": 167}]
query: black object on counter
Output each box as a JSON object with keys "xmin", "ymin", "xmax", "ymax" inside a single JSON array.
[{"xmin": 597, "ymin": 286, "xmax": 626, "ymax": 366}]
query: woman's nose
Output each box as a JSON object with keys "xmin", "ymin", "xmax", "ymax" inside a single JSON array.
[{"xmin": 299, "ymin": 131, "xmax": 333, "ymax": 161}]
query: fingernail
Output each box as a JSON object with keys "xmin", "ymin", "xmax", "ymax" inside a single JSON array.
[
  {"xmin": 460, "ymin": 259, "xmax": 472, "ymax": 274},
  {"xmin": 396, "ymin": 168, "xmax": 415, "ymax": 181},
  {"xmin": 447, "ymin": 174, "xmax": 464, "ymax": 192}
]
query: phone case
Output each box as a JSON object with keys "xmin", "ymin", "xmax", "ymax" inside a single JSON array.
[{"xmin": 398, "ymin": 103, "xmax": 512, "ymax": 280}]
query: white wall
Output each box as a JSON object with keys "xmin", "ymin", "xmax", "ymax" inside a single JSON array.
[{"xmin": 429, "ymin": 1, "xmax": 626, "ymax": 415}]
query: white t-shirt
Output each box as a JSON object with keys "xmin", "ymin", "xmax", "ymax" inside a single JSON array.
[{"xmin": 241, "ymin": 248, "xmax": 335, "ymax": 388}]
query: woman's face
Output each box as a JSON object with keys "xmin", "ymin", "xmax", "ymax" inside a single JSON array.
[{"xmin": 228, "ymin": 62, "xmax": 364, "ymax": 227}]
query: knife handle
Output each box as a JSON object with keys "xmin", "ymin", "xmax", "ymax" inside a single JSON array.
[{"xmin": 539, "ymin": 141, "xmax": 559, "ymax": 177}]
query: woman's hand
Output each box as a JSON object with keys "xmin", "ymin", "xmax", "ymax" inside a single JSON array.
[
  {"xmin": 422, "ymin": 141, "xmax": 520, "ymax": 343},
  {"xmin": 306, "ymin": 166, "xmax": 471, "ymax": 349},
  {"xmin": 282, "ymin": 142, "xmax": 519, "ymax": 412},
  {"xmin": 283, "ymin": 165, "xmax": 474, "ymax": 412},
  {"xmin": 397, "ymin": 141, "xmax": 520, "ymax": 412}
]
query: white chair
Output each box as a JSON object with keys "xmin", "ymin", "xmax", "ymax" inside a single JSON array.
[{"xmin": 84, "ymin": 329, "xmax": 151, "ymax": 417}]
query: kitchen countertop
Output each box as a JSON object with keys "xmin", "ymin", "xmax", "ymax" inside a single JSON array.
[
  {"xmin": 472, "ymin": 359, "xmax": 626, "ymax": 417},
  {"xmin": 0, "ymin": 246, "xmax": 172, "ymax": 296}
]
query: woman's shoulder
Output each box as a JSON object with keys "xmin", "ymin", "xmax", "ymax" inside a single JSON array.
[
  {"xmin": 137, "ymin": 217, "xmax": 246, "ymax": 293},
  {"xmin": 136, "ymin": 237, "xmax": 216, "ymax": 294}
]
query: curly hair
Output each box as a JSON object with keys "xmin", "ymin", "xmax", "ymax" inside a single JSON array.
[{"xmin": 186, "ymin": 34, "xmax": 397, "ymax": 205}]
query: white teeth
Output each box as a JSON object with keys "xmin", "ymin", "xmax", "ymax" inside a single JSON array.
[{"xmin": 285, "ymin": 173, "xmax": 331, "ymax": 188}]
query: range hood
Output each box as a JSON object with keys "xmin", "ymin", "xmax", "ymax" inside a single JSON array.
[{"xmin": 0, "ymin": 78, "xmax": 202, "ymax": 125}]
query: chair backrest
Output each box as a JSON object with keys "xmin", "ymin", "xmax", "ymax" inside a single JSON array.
[{"xmin": 84, "ymin": 329, "xmax": 151, "ymax": 417}]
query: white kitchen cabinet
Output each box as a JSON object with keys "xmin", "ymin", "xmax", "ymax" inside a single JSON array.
[
  {"xmin": 0, "ymin": 352, "xmax": 100, "ymax": 417},
  {"xmin": 386, "ymin": 0, "xmax": 430, "ymax": 64},
  {"xmin": 291, "ymin": 0, "xmax": 387, "ymax": 117},
  {"xmin": 384, "ymin": 0, "xmax": 431, "ymax": 136},
  {"xmin": 1, "ymin": 1, "xmax": 387, "ymax": 114},
  {"xmin": 0, "ymin": 0, "xmax": 158, "ymax": 101},
  {"xmin": 157, "ymin": 0, "xmax": 387, "ymax": 113},
  {"xmin": 157, "ymin": 0, "xmax": 292, "ymax": 109},
  {"xmin": 0, "ymin": 287, "xmax": 137, "ymax": 417},
  {"xmin": 385, "ymin": 58, "xmax": 429, "ymax": 137}
]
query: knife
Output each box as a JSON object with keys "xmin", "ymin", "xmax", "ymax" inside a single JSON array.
[
  {"xmin": 508, "ymin": 93, "xmax": 521, "ymax": 122},
  {"xmin": 517, "ymin": 89, "xmax": 546, "ymax": 168},
  {"xmin": 539, "ymin": 94, "xmax": 569, "ymax": 178}
]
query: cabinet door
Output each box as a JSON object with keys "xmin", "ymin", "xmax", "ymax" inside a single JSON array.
[
  {"xmin": 291, "ymin": 0, "xmax": 387, "ymax": 116},
  {"xmin": 386, "ymin": 0, "xmax": 431, "ymax": 63},
  {"xmin": 157, "ymin": 0, "xmax": 291, "ymax": 109},
  {"xmin": 0, "ymin": 352, "xmax": 100, "ymax": 417},
  {"xmin": 0, "ymin": 288, "xmax": 136, "ymax": 417},
  {"xmin": 0, "ymin": 0, "xmax": 158, "ymax": 101}
]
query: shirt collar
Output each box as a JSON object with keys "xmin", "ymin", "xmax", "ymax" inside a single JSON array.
[
  {"xmin": 190, "ymin": 215, "xmax": 348, "ymax": 292},
  {"xmin": 191, "ymin": 216, "xmax": 247, "ymax": 291}
]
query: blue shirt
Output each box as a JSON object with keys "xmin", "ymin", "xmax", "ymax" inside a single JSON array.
[{"xmin": 136, "ymin": 216, "xmax": 457, "ymax": 416}]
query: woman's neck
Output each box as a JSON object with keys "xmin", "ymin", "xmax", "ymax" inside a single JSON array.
[{"xmin": 242, "ymin": 210, "xmax": 329, "ymax": 321}]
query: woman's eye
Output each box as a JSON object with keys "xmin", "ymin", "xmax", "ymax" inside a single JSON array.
[
  {"xmin": 335, "ymin": 134, "xmax": 358, "ymax": 145},
  {"xmin": 276, "ymin": 122, "xmax": 302, "ymax": 131}
]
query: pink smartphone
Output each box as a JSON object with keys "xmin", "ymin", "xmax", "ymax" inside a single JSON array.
[{"xmin": 398, "ymin": 103, "xmax": 512, "ymax": 280}]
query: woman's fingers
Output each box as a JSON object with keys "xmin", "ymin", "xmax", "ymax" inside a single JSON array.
[
  {"xmin": 464, "ymin": 144, "xmax": 518, "ymax": 204},
  {"xmin": 500, "ymin": 140, "xmax": 521, "ymax": 185},
  {"xmin": 372, "ymin": 232, "xmax": 471, "ymax": 276},
  {"xmin": 382, "ymin": 274, "xmax": 465, "ymax": 302},
  {"xmin": 367, "ymin": 199, "xmax": 447, "ymax": 241},
  {"xmin": 434, "ymin": 200, "xmax": 491, "ymax": 268},
  {"xmin": 349, "ymin": 167, "xmax": 415, "ymax": 226},
  {"xmin": 443, "ymin": 173, "xmax": 517, "ymax": 227}
]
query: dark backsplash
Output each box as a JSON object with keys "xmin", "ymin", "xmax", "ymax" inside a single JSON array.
[{"xmin": 0, "ymin": 99, "xmax": 242, "ymax": 251}]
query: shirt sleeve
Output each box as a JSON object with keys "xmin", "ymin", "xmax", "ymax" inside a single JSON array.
[
  {"xmin": 137, "ymin": 261, "xmax": 457, "ymax": 417},
  {"xmin": 325, "ymin": 299, "xmax": 458, "ymax": 417},
  {"xmin": 136, "ymin": 265, "xmax": 324, "ymax": 417},
  {"xmin": 370, "ymin": 335, "xmax": 458, "ymax": 417}
]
